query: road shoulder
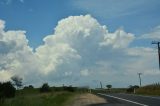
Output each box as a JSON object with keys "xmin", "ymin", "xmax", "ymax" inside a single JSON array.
[{"xmin": 69, "ymin": 93, "xmax": 107, "ymax": 106}]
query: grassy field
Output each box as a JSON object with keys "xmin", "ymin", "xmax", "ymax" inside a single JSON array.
[
  {"xmin": 136, "ymin": 83, "xmax": 160, "ymax": 96},
  {"xmin": 0, "ymin": 88, "xmax": 76, "ymax": 106}
]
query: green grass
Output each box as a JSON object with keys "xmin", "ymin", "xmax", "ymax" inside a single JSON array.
[
  {"xmin": 0, "ymin": 89, "xmax": 76, "ymax": 106},
  {"xmin": 92, "ymin": 88, "xmax": 127, "ymax": 94}
]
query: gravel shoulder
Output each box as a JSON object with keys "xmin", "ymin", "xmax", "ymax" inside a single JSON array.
[{"xmin": 70, "ymin": 93, "xmax": 107, "ymax": 106}]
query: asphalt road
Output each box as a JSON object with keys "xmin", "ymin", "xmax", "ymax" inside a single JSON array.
[{"xmin": 93, "ymin": 93, "xmax": 160, "ymax": 106}]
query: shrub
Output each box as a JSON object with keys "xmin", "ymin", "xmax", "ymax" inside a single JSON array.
[
  {"xmin": 28, "ymin": 85, "xmax": 34, "ymax": 88},
  {"xmin": 0, "ymin": 82, "xmax": 16, "ymax": 98},
  {"xmin": 127, "ymin": 85, "xmax": 139, "ymax": 93},
  {"xmin": 40, "ymin": 83, "xmax": 51, "ymax": 93}
]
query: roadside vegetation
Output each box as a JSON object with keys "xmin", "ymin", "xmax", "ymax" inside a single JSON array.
[
  {"xmin": 0, "ymin": 76, "xmax": 89, "ymax": 106},
  {"xmin": 0, "ymin": 84, "xmax": 88, "ymax": 106},
  {"xmin": 1, "ymin": 75, "xmax": 160, "ymax": 106},
  {"xmin": 1, "ymin": 89, "xmax": 75, "ymax": 106},
  {"xmin": 135, "ymin": 83, "xmax": 160, "ymax": 96},
  {"xmin": 93, "ymin": 83, "xmax": 160, "ymax": 96}
]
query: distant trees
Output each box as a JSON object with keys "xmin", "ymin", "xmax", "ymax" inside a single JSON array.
[
  {"xmin": 40, "ymin": 83, "xmax": 51, "ymax": 93},
  {"xmin": 63, "ymin": 85, "xmax": 77, "ymax": 92},
  {"xmin": 0, "ymin": 82, "xmax": 16, "ymax": 99},
  {"xmin": 23, "ymin": 85, "xmax": 34, "ymax": 89},
  {"xmin": 11, "ymin": 75, "xmax": 23, "ymax": 89}
]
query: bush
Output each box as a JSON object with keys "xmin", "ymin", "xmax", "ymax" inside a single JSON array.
[
  {"xmin": 0, "ymin": 82, "xmax": 16, "ymax": 98},
  {"xmin": 127, "ymin": 85, "xmax": 139, "ymax": 93},
  {"xmin": 40, "ymin": 83, "xmax": 51, "ymax": 93},
  {"xmin": 28, "ymin": 85, "xmax": 34, "ymax": 88}
]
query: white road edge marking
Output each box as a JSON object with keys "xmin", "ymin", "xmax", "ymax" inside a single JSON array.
[{"xmin": 98, "ymin": 93, "xmax": 148, "ymax": 106}]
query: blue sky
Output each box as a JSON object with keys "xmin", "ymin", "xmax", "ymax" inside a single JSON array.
[
  {"xmin": 0, "ymin": 0, "xmax": 86, "ymax": 47},
  {"xmin": 0, "ymin": 0, "xmax": 160, "ymax": 88},
  {"xmin": 0, "ymin": 0, "xmax": 160, "ymax": 48}
]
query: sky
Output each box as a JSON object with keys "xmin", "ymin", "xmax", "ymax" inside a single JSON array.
[{"xmin": 0, "ymin": 0, "xmax": 160, "ymax": 88}]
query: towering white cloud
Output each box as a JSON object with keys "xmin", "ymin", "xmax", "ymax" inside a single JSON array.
[
  {"xmin": 0, "ymin": 19, "xmax": 36, "ymax": 82},
  {"xmin": 100, "ymin": 28, "xmax": 135, "ymax": 48},
  {"xmin": 0, "ymin": 15, "xmax": 159, "ymax": 87}
]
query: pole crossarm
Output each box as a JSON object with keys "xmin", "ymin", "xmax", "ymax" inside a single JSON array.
[{"xmin": 152, "ymin": 41, "xmax": 160, "ymax": 44}]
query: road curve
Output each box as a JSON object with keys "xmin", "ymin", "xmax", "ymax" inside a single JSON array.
[{"xmin": 95, "ymin": 93, "xmax": 160, "ymax": 106}]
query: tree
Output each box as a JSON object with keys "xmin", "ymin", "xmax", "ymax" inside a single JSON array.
[
  {"xmin": 40, "ymin": 83, "xmax": 51, "ymax": 93},
  {"xmin": 11, "ymin": 75, "xmax": 23, "ymax": 89},
  {"xmin": 0, "ymin": 82, "xmax": 16, "ymax": 98},
  {"xmin": 106, "ymin": 84, "xmax": 112, "ymax": 90},
  {"xmin": 28, "ymin": 85, "xmax": 34, "ymax": 88},
  {"xmin": 127, "ymin": 85, "xmax": 139, "ymax": 93}
]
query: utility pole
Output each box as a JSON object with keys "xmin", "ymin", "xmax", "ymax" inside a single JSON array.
[
  {"xmin": 100, "ymin": 81, "xmax": 102, "ymax": 89},
  {"xmin": 152, "ymin": 41, "xmax": 160, "ymax": 70},
  {"xmin": 138, "ymin": 73, "xmax": 142, "ymax": 87}
]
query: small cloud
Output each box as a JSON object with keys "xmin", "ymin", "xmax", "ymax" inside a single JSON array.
[
  {"xmin": 19, "ymin": 0, "xmax": 24, "ymax": 3},
  {"xmin": 80, "ymin": 69, "xmax": 89, "ymax": 76},
  {"xmin": 64, "ymin": 71, "xmax": 72, "ymax": 76},
  {"xmin": 139, "ymin": 26, "xmax": 160, "ymax": 40},
  {"xmin": 0, "ymin": 20, "xmax": 5, "ymax": 30}
]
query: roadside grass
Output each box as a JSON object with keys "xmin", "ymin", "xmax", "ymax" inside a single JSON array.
[
  {"xmin": 136, "ymin": 84, "xmax": 160, "ymax": 96},
  {"xmin": 0, "ymin": 88, "xmax": 76, "ymax": 106},
  {"xmin": 92, "ymin": 88, "xmax": 127, "ymax": 94}
]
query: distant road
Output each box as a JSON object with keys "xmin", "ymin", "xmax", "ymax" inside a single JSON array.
[{"xmin": 95, "ymin": 93, "xmax": 160, "ymax": 106}]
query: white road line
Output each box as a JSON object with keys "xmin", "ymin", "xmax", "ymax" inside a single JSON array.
[{"xmin": 98, "ymin": 93, "xmax": 148, "ymax": 106}]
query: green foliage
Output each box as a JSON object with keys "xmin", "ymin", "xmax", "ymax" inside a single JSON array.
[
  {"xmin": 0, "ymin": 82, "xmax": 16, "ymax": 98},
  {"xmin": 63, "ymin": 86, "xmax": 77, "ymax": 92},
  {"xmin": 29, "ymin": 85, "xmax": 34, "ymax": 88},
  {"xmin": 52, "ymin": 86, "xmax": 89, "ymax": 93},
  {"xmin": 1, "ymin": 89, "xmax": 75, "ymax": 106},
  {"xmin": 106, "ymin": 85, "xmax": 112, "ymax": 89},
  {"xmin": 40, "ymin": 83, "xmax": 51, "ymax": 93},
  {"xmin": 127, "ymin": 85, "xmax": 139, "ymax": 93}
]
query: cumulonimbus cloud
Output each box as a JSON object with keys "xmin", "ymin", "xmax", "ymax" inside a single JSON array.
[{"xmin": 0, "ymin": 15, "xmax": 159, "ymax": 87}]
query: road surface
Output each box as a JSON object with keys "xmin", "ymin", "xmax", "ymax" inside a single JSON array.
[{"xmin": 93, "ymin": 93, "xmax": 160, "ymax": 106}]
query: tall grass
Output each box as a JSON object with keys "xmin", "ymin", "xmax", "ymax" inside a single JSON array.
[
  {"xmin": 1, "ymin": 88, "xmax": 75, "ymax": 106},
  {"xmin": 136, "ymin": 83, "xmax": 160, "ymax": 96}
]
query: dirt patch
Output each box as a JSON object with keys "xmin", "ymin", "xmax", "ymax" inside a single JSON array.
[{"xmin": 70, "ymin": 93, "xmax": 107, "ymax": 106}]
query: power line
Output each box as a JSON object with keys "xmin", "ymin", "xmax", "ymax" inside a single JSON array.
[{"xmin": 151, "ymin": 41, "xmax": 160, "ymax": 70}]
